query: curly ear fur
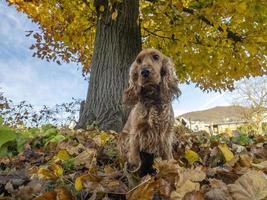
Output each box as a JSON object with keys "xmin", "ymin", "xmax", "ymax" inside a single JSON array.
[
  {"xmin": 123, "ymin": 64, "xmax": 139, "ymax": 105},
  {"xmin": 123, "ymin": 85, "xmax": 138, "ymax": 105},
  {"xmin": 160, "ymin": 57, "xmax": 181, "ymax": 103}
]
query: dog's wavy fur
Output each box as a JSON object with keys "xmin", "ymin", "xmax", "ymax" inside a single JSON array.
[{"xmin": 118, "ymin": 49, "xmax": 181, "ymax": 171}]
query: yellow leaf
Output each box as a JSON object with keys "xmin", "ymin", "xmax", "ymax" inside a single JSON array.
[
  {"xmin": 111, "ymin": 10, "xmax": 118, "ymax": 20},
  {"xmin": 50, "ymin": 163, "xmax": 64, "ymax": 177},
  {"xmin": 54, "ymin": 149, "xmax": 71, "ymax": 161},
  {"xmin": 74, "ymin": 175, "xmax": 84, "ymax": 191},
  {"xmin": 37, "ymin": 164, "xmax": 63, "ymax": 180},
  {"xmin": 99, "ymin": 5, "xmax": 105, "ymax": 12},
  {"xmin": 184, "ymin": 150, "xmax": 200, "ymax": 165},
  {"xmin": 74, "ymin": 173, "xmax": 102, "ymax": 191},
  {"xmin": 175, "ymin": 1, "xmax": 183, "ymax": 9},
  {"xmin": 218, "ymin": 144, "xmax": 234, "ymax": 162},
  {"xmin": 94, "ymin": 131, "xmax": 114, "ymax": 146},
  {"xmin": 238, "ymin": 2, "xmax": 247, "ymax": 12}
]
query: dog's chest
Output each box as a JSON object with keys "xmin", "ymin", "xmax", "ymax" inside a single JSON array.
[
  {"xmin": 147, "ymin": 105, "xmax": 169, "ymax": 130},
  {"xmin": 139, "ymin": 105, "xmax": 171, "ymax": 153}
]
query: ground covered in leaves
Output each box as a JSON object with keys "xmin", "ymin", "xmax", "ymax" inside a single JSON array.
[{"xmin": 0, "ymin": 123, "xmax": 267, "ymax": 200}]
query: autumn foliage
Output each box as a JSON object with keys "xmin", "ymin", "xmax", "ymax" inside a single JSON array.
[{"xmin": 6, "ymin": 0, "xmax": 267, "ymax": 91}]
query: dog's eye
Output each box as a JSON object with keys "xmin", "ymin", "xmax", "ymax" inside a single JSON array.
[
  {"xmin": 152, "ymin": 54, "xmax": 160, "ymax": 61},
  {"xmin": 136, "ymin": 58, "xmax": 142, "ymax": 64}
]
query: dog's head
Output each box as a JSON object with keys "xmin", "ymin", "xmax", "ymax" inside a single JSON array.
[{"xmin": 123, "ymin": 48, "xmax": 181, "ymax": 105}]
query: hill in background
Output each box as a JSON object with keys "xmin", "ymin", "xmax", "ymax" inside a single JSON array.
[{"xmin": 180, "ymin": 105, "xmax": 249, "ymax": 123}]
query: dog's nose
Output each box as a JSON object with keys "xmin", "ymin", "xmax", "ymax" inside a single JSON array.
[{"xmin": 141, "ymin": 68, "xmax": 150, "ymax": 78}]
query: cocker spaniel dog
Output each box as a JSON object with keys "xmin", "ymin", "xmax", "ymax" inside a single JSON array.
[{"xmin": 119, "ymin": 48, "xmax": 181, "ymax": 175}]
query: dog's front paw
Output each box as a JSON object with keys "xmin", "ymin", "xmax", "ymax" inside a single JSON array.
[
  {"xmin": 127, "ymin": 155, "xmax": 141, "ymax": 172},
  {"xmin": 126, "ymin": 161, "xmax": 141, "ymax": 173}
]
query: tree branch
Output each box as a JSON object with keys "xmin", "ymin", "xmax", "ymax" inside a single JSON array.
[
  {"xmin": 144, "ymin": 0, "xmax": 158, "ymax": 3},
  {"xmin": 182, "ymin": 7, "xmax": 243, "ymax": 43},
  {"xmin": 143, "ymin": 27, "xmax": 179, "ymax": 41}
]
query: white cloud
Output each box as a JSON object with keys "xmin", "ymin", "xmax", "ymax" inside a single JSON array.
[
  {"xmin": 198, "ymin": 92, "xmax": 230, "ymax": 110},
  {"xmin": 0, "ymin": 1, "xmax": 88, "ymax": 107}
]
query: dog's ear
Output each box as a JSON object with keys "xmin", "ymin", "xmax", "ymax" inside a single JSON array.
[
  {"xmin": 123, "ymin": 63, "xmax": 139, "ymax": 105},
  {"xmin": 160, "ymin": 56, "xmax": 181, "ymax": 102}
]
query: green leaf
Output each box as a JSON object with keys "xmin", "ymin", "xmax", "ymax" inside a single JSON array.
[{"xmin": 0, "ymin": 127, "xmax": 16, "ymax": 149}]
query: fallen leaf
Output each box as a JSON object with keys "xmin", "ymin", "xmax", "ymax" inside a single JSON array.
[
  {"xmin": 228, "ymin": 170, "xmax": 267, "ymax": 200},
  {"xmin": 93, "ymin": 131, "xmax": 114, "ymax": 146},
  {"xmin": 54, "ymin": 149, "xmax": 71, "ymax": 161},
  {"xmin": 34, "ymin": 191, "xmax": 57, "ymax": 200},
  {"xmin": 171, "ymin": 180, "xmax": 200, "ymax": 200},
  {"xmin": 182, "ymin": 167, "xmax": 206, "ymax": 183},
  {"xmin": 74, "ymin": 148, "xmax": 97, "ymax": 169},
  {"xmin": 74, "ymin": 173, "xmax": 101, "ymax": 191},
  {"xmin": 218, "ymin": 144, "xmax": 234, "ymax": 162},
  {"xmin": 205, "ymin": 189, "xmax": 233, "ymax": 200},
  {"xmin": 34, "ymin": 187, "xmax": 74, "ymax": 200},
  {"xmin": 204, "ymin": 179, "xmax": 233, "ymax": 200},
  {"xmin": 37, "ymin": 163, "xmax": 63, "ymax": 180},
  {"xmin": 239, "ymin": 154, "xmax": 252, "ymax": 167},
  {"xmin": 184, "ymin": 150, "xmax": 200, "ymax": 165},
  {"xmin": 104, "ymin": 165, "xmax": 116, "ymax": 174},
  {"xmin": 251, "ymin": 161, "xmax": 267, "ymax": 170},
  {"xmin": 153, "ymin": 159, "xmax": 180, "ymax": 189},
  {"xmin": 127, "ymin": 176, "xmax": 154, "ymax": 200},
  {"xmin": 183, "ymin": 191, "xmax": 204, "ymax": 200}
]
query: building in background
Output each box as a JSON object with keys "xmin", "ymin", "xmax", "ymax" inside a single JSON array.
[{"xmin": 177, "ymin": 105, "xmax": 267, "ymax": 134}]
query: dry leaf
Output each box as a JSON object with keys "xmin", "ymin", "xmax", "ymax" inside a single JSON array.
[
  {"xmin": 171, "ymin": 180, "xmax": 200, "ymax": 200},
  {"xmin": 34, "ymin": 187, "xmax": 74, "ymax": 200},
  {"xmin": 251, "ymin": 161, "xmax": 267, "ymax": 170},
  {"xmin": 205, "ymin": 189, "xmax": 233, "ymax": 200},
  {"xmin": 182, "ymin": 167, "xmax": 206, "ymax": 183},
  {"xmin": 239, "ymin": 154, "xmax": 252, "ymax": 167},
  {"xmin": 183, "ymin": 191, "xmax": 204, "ymax": 200},
  {"xmin": 74, "ymin": 148, "xmax": 96, "ymax": 168},
  {"xmin": 127, "ymin": 177, "xmax": 155, "ymax": 200},
  {"xmin": 205, "ymin": 179, "xmax": 233, "ymax": 200},
  {"xmin": 75, "ymin": 173, "xmax": 102, "ymax": 191},
  {"xmin": 37, "ymin": 163, "xmax": 63, "ymax": 180},
  {"xmin": 228, "ymin": 170, "xmax": 267, "ymax": 200},
  {"xmin": 34, "ymin": 191, "xmax": 57, "ymax": 200}
]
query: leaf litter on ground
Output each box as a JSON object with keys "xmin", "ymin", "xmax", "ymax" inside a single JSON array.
[{"xmin": 0, "ymin": 125, "xmax": 266, "ymax": 200}]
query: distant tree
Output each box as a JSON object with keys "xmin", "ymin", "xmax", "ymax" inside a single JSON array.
[
  {"xmin": 0, "ymin": 99, "xmax": 81, "ymax": 127},
  {"xmin": 0, "ymin": 88, "xmax": 9, "ymax": 111},
  {"xmin": 7, "ymin": 0, "xmax": 267, "ymax": 131},
  {"xmin": 233, "ymin": 78, "xmax": 267, "ymax": 135}
]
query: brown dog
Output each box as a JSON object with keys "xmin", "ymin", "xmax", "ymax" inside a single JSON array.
[{"xmin": 118, "ymin": 49, "xmax": 181, "ymax": 174}]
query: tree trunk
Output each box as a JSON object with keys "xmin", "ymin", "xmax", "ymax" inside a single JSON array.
[{"xmin": 76, "ymin": 0, "xmax": 141, "ymax": 132}]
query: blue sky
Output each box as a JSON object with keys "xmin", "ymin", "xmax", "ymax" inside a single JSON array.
[{"xmin": 0, "ymin": 1, "xmax": 232, "ymax": 116}]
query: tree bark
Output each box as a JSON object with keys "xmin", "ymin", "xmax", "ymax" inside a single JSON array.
[{"xmin": 76, "ymin": 0, "xmax": 141, "ymax": 132}]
